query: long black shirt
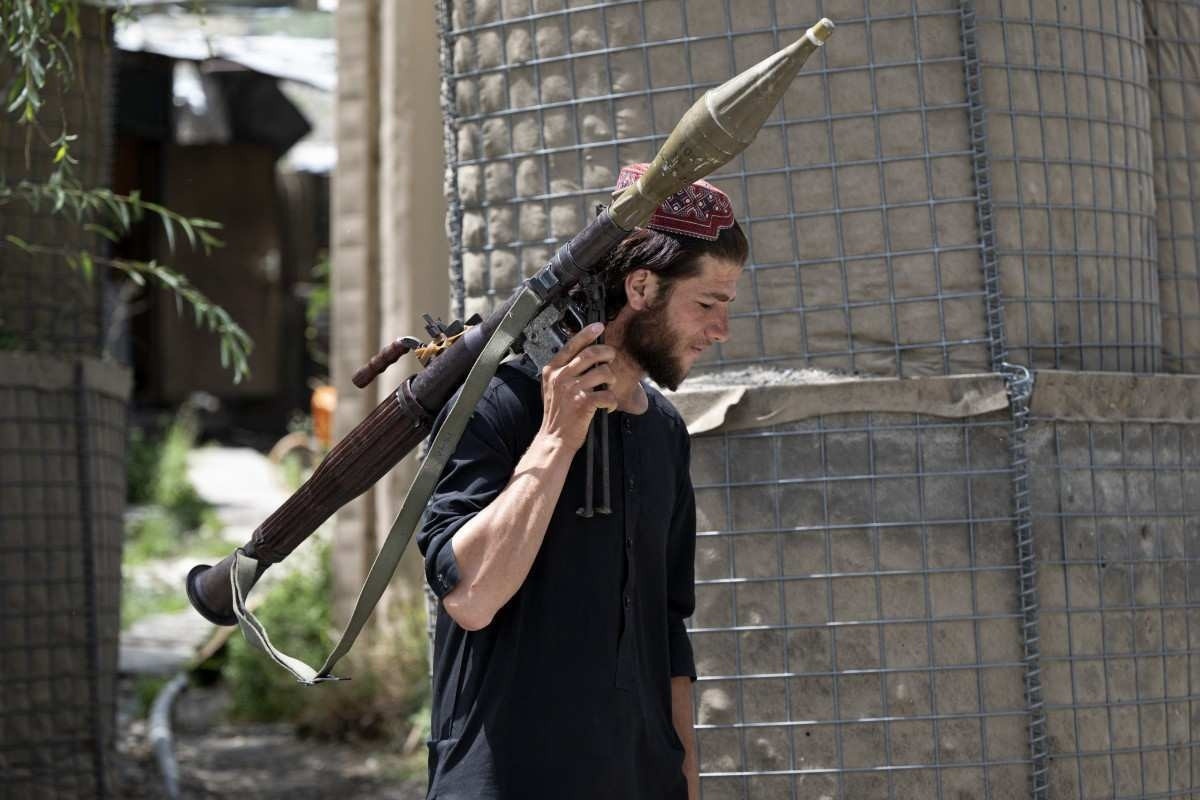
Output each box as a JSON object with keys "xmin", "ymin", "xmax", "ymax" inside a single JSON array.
[{"xmin": 417, "ymin": 358, "xmax": 697, "ymax": 800}]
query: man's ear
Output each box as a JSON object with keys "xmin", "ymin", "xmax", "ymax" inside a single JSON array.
[{"xmin": 624, "ymin": 268, "xmax": 657, "ymax": 311}]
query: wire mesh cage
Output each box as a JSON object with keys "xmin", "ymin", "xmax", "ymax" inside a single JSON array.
[
  {"xmin": 681, "ymin": 378, "xmax": 1030, "ymax": 798},
  {"xmin": 433, "ymin": 0, "xmax": 1200, "ymax": 796},
  {"xmin": 1146, "ymin": 0, "xmax": 1200, "ymax": 374},
  {"xmin": 673, "ymin": 371, "xmax": 1200, "ymax": 798},
  {"xmin": 1027, "ymin": 374, "xmax": 1200, "ymax": 797},
  {"xmin": 973, "ymin": 0, "xmax": 1159, "ymax": 372},
  {"xmin": 0, "ymin": 9, "xmax": 125, "ymax": 799},
  {"xmin": 0, "ymin": 6, "xmax": 115, "ymax": 360},
  {"xmin": 0, "ymin": 355, "xmax": 129, "ymax": 800},
  {"xmin": 439, "ymin": 0, "xmax": 1161, "ymax": 377}
]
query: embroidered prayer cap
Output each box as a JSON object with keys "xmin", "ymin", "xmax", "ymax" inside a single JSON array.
[{"xmin": 613, "ymin": 163, "xmax": 736, "ymax": 242}]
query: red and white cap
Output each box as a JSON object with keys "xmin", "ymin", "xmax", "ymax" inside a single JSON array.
[{"xmin": 614, "ymin": 163, "xmax": 736, "ymax": 241}]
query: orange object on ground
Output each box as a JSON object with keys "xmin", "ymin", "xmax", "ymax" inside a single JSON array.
[{"xmin": 311, "ymin": 385, "xmax": 337, "ymax": 447}]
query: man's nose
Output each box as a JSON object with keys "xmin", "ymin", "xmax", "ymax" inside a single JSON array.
[{"xmin": 707, "ymin": 308, "xmax": 730, "ymax": 343}]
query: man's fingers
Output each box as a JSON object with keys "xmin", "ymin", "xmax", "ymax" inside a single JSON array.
[
  {"xmin": 547, "ymin": 322, "xmax": 604, "ymax": 370},
  {"xmin": 589, "ymin": 389, "xmax": 619, "ymax": 412},
  {"xmin": 575, "ymin": 365, "xmax": 615, "ymax": 389},
  {"xmin": 566, "ymin": 344, "xmax": 616, "ymax": 376}
]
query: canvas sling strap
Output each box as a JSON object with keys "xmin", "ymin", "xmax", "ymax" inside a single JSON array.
[{"xmin": 229, "ymin": 287, "xmax": 542, "ymax": 684}]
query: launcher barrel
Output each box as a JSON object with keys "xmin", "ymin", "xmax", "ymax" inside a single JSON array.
[{"xmin": 185, "ymin": 18, "xmax": 835, "ymax": 628}]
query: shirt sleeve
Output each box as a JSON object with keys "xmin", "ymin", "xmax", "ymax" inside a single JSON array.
[
  {"xmin": 417, "ymin": 388, "xmax": 518, "ymax": 600},
  {"xmin": 666, "ymin": 428, "xmax": 698, "ymax": 680}
]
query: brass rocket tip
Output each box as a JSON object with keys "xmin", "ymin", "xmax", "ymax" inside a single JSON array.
[{"xmin": 608, "ymin": 16, "xmax": 836, "ymax": 231}]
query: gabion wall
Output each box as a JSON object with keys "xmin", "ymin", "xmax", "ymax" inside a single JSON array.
[
  {"xmin": 1146, "ymin": 0, "xmax": 1200, "ymax": 373},
  {"xmin": 677, "ymin": 371, "xmax": 1200, "ymax": 798},
  {"xmin": 975, "ymin": 0, "xmax": 1158, "ymax": 372},
  {"xmin": 441, "ymin": 0, "xmax": 1162, "ymax": 377},
  {"xmin": 1028, "ymin": 379, "xmax": 1200, "ymax": 796},
  {"xmin": 0, "ymin": 6, "xmax": 114, "ymax": 358},
  {"xmin": 0, "ymin": 355, "xmax": 130, "ymax": 799},
  {"xmin": 0, "ymin": 9, "xmax": 124, "ymax": 800},
  {"xmin": 688, "ymin": 401, "xmax": 1028, "ymax": 797},
  {"xmin": 435, "ymin": 1, "xmax": 1200, "ymax": 798}
]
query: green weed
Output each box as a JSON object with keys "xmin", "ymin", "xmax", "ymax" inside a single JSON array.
[{"xmin": 223, "ymin": 542, "xmax": 432, "ymax": 748}]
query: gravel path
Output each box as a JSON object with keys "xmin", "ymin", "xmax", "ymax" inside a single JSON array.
[
  {"xmin": 115, "ymin": 445, "xmax": 428, "ymax": 799},
  {"xmin": 114, "ymin": 678, "xmax": 426, "ymax": 799}
]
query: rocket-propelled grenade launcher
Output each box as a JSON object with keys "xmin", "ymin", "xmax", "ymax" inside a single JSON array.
[{"xmin": 187, "ymin": 19, "xmax": 835, "ymax": 641}]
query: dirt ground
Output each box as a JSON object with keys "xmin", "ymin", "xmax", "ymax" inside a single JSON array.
[{"xmin": 113, "ymin": 677, "xmax": 427, "ymax": 799}]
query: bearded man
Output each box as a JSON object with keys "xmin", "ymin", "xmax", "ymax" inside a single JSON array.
[{"xmin": 418, "ymin": 165, "xmax": 748, "ymax": 800}]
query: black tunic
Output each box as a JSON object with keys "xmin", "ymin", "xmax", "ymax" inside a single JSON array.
[{"xmin": 417, "ymin": 358, "xmax": 697, "ymax": 800}]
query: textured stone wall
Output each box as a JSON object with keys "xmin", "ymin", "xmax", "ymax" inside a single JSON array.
[
  {"xmin": 443, "ymin": 0, "xmax": 1160, "ymax": 377},
  {"xmin": 676, "ymin": 371, "xmax": 1200, "ymax": 798},
  {"xmin": 1031, "ymin": 416, "xmax": 1199, "ymax": 796},
  {"xmin": 0, "ymin": 6, "xmax": 112, "ymax": 357},
  {"xmin": 331, "ymin": 0, "xmax": 450, "ymax": 624},
  {"xmin": 1146, "ymin": 0, "xmax": 1200, "ymax": 372},
  {"xmin": 687, "ymin": 401, "xmax": 1027, "ymax": 797},
  {"xmin": 0, "ymin": 355, "xmax": 130, "ymax": 799},
  {"xmin": 977, "ymin": 0, "xmax": 1159, "ymax": 372}
]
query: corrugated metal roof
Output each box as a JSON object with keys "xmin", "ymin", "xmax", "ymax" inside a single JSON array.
[{"xmin": 116, "ymin": 23, "xmax": 335, "ymax": 91}]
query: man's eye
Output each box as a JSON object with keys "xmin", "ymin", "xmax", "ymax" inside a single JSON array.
[{"xmin": 698, "ymin": 302, "xmax": 713, "ymax": 310}]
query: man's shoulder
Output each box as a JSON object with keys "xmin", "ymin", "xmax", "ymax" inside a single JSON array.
[
  {"xmin": 488, "ymin": 357, "xmax": 541, "ymax": 409},
  {"xmin": 640, "ymin": 382, "xmax": 688, "ymax": 441},
  {"xmin": 468, "ymin": 357, "xmax": 543, "ymax": 432},
  {"xmin": 431, "ymin": 357, "xmax": 541, "ymax": 437}
]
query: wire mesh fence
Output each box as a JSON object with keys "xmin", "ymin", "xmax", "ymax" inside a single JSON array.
[
  {"xmin": 442, "ymin": 0, "xmax": 993, "ymax": 377},
  {"xmin": 430, "ymin": 0, "xmax": 1200, "ymax": 796},
  {"xmin": 0, "ymin": 355, "xmax": 130, "ymax": 800},
  {"xmin": 1146, "ymin": 0, "xmax": 1200, "ymax": 374},
  {"xmin": 973, "ymin": 0, "xmax": 1159, "ymax": 372},
  {"xmin": 673, "ymin": 371, "xmax": 1200, "ymax": 798},
  {"xmin": 683, "ymin": 381, "xmax": 1030, "ymax": 798},
  {"xmin": 0, "ymin": 6, "xmax": 115, "ymax": 359},
  {"xmin": 0, "ymin": 10, "xmax": 125, "ymax": 800},
  {"xmin": 440, "ymin": 0, "xmax": 1166, "ymax": 377},
  {"xmin": 1029, "ymin": 397, "xmax": 1200, "ymax": 797}
]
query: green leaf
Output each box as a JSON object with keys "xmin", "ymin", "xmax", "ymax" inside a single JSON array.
[
  {"xmin": 162, "ymin": 213, "xmax": 176, "ymax": 252},
  {"xmin": 7, "ymin": 86, "xmax": 29, "ymax": 114},
  {"xmin": 178, "ymin": 216, "xmax": 197, "ymax": 250},
  {"xmin": 5, "ymin": 235, "xmax": 32, "ymax": 253},
  {"xmin": 79, "ymin": 250, "xmax": 94, "ymax": 281},
  {"xmin": 84, "ymin": 223, "xmax": 120, "ymax": 243}
]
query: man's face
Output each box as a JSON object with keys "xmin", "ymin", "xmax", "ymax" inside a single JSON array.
[{"xmin": 624, "ymin": 255, "xmax": 742, "ymax": 390}]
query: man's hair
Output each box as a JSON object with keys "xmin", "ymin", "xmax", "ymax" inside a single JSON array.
[{"xmin": 600, "ymin": 221, "xmax": 749, "ymax": 320}]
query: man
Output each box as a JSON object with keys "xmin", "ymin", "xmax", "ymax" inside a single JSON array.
[{"xmin": 418, "ymin": 164, "xmax": 748, "ymax": 800}]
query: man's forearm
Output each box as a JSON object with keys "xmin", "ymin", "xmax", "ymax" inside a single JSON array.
[
  {"xmin": 441, "ymin": 431, "xmax": 575, "ymax": 630},
  {"xmin": 671, "ymin": 676, "xmax": 699, "ymax": 800}
]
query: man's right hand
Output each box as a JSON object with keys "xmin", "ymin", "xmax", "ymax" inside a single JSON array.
[{"xmin": 538, "ymin": 322, "xmax": 618, "ymax": 452}]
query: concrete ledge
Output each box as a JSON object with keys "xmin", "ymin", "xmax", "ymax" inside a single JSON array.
[
  {"xmin": 1031, "ymin": 370, "xmax": 1200, "ymax": 422},
  {"xmin": 666, "ymin": 371, "xmax": 1009, "ymax": 434},
  {"xmin": 0, "ymin": 351, "xmax": 132, "ymax": 401}
]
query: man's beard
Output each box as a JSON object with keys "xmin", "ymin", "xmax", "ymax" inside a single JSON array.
[{"xmin": 624, "ymin": 294, "xmax": 688, "ymax": 391}]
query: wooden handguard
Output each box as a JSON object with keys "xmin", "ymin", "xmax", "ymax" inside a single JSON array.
[
  {"xmin": 186, "ymin": 292, "xmax": 522, "ymax": 627},
  {"xmin": 352, "ymin": 336, "xmax": 422, "ymax": 388},
  {"xmin": 186, "ymin": 379, "xmax": 433, "ymax": 625}
]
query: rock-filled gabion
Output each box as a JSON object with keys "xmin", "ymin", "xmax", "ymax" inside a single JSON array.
[
  {"xmin": 0, "ymin": 6, "xmax": 113, "ymax": 357},
  {"xmin": 675, "ymin": 371, "xmax": 1200, "ymax": 798},
  {"xmin": 976, "ymin": 0, "xmax": 1159, "ymax": 372},
  {"xmin": 1031, "ymin": 414, "xmax": 1200, "ymax": 796},
  {"xmin": 687, "ymin": 396, "xmax": 1027, "ymax": 798},
  {"xmin": 442, "ymin": 0, "xmax": 1159, "ymax": 377},
  {"xmin": 1146, "ymin": 0, "xmax": 1200, "ymax": 373},
  {"xmin": 0, "ymin": 355, "xmax": 129, "ymax": 799}
]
